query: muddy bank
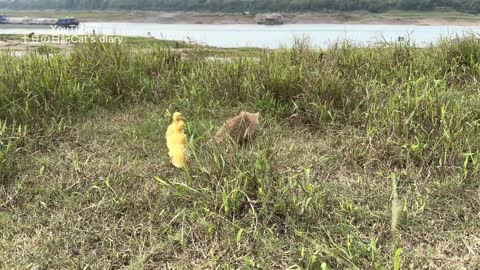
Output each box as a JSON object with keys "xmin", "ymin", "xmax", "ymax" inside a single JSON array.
[
  {"xmin": 1, "ymin": 10, "xmax": 480, "ymax": 25},
  {"xmin": 85, "ymin": 11, "xmax": 480, "ymax": 26},
  {"xmin": 0, "ymin": 38, "xmax": 69, "ymax": 52}
]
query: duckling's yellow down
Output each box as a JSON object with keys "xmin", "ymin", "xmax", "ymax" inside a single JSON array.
[{"xmin": 166, "ymin": 112, "xmax": 187, "ymax": 168}]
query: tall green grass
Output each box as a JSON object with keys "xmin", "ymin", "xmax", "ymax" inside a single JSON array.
[
  {"xmin": 1, "ymin": 38, "xmax": 480, "ymax": 268},
  {"xmin": 2, "ymin": 38, "xmax": 480, "ymax": 180}
]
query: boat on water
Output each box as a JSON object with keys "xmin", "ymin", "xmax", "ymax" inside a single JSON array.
[
  {"xmin": 257, "ymin": 14, "xmax": 284, "ymax": 25},
  {"xmin": 0, "ymin": 15, "xmax": 80, "ymax": 27}
]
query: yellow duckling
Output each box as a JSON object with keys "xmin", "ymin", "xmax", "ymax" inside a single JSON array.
[
  {"xmin": 166, "ymin": 121, "xmax": 187, "ymax": 152},
  {"xmin": 166, "ymin": 112, "xmax": 187, "ymax": 168},
  {"xmin": 166, "ymin": 113, "xmax": 184, "ymax": 136},
  {"xmin": 169, "ymin": 144, "xmax": 187, "ymax": 168}
]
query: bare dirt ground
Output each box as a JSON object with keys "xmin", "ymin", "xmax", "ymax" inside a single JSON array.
[
  {"xmin": 97, "ymin": 11, "xmax": 480, "ymax": 26},
  {"xmin": 0, "ymin": 38, "xmax": 70, "ymax": 52},
  {"xmin": 2, "ymin": 9, "xmax": 480, "ymax": 25}
]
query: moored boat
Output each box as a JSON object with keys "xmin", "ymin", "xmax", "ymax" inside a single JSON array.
[
  {"xmin": 257, "ymin": 14, "xmax": 284, "ymax": 25},
  {"xmin": 0, "ymin": 16, "xmax": 80, "ymax": 27}
]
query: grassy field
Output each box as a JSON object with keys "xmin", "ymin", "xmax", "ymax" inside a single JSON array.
[
  {"xmin": 0, "ymin": 33, "xmax": 188, "ymax": 46},
  {"xmin": 0, "ymin": 38, "xmax": 479, "ymax": 269},
  {"xmin": 0, "ymin": 34, "xmax": 267, "ymax": 58}
]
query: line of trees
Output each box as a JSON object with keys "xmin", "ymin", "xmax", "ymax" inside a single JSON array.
[{"xmin": 0, "ymin": 0, "xmax": 479, "ymax": 14}]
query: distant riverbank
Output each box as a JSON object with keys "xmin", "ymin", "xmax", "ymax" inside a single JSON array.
[
  {"xmin": 1, "ymin": 9, "xmax": 480, "ymax": 26},
  {"xmin": 3, "ymin": 23, "xmax": 480, "ymax": 49}
]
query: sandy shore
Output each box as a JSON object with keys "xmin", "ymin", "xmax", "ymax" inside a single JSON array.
[
  {"xmin": 2, "ymin": 10, "xmax": 480, "ymax": 25},
  {"xmin": 0, "ymin": 40, "xmax": 69, "ymax": 52},
  {"xmin": 83, "ymin": 11, "xmax": 480, "ymax": 26}
]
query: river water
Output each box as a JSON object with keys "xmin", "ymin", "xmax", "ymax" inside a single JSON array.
[{"xmin": 1, "ymin": 22, "xmax": 480, "ymax": 48}]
